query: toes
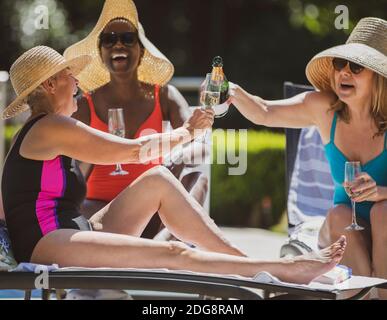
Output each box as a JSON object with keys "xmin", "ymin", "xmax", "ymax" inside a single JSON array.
[
  {"xmin": 332, "ymin": 249, "xmax": 345, "ymax": 262},
  {"xmin": 337, "ymin": 235, "xmax": 347, "ymax": 247}
]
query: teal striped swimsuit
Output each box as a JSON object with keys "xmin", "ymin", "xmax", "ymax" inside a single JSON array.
[{"xmin": 324, "ymin": 112, "xmax": 387, "ymax": 223}]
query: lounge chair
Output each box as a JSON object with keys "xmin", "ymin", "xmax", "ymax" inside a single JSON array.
[
  {"xmin": 2, "ymin": 215, "xmax": 387, "ymax": 300},
  {"xmin": 1, "ymin": 262, "xmax": 387, "ymax": 300},
  {"xmin": 280, "ymin": 82, "xmax": 334, "ymax": 257}
]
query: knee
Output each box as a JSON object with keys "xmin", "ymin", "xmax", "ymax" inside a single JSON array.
[
  {"xmin": 148, "ymin": 165, "xmax": 173, "ymax": 177},
  {"xmin": 144, "ymin": 166, "xmax": 176, "ymax": 185},
  {"xmin": 180, "ymin": 172, "xmax": 208, "ymax": 192},
  {"xmin": 325, "ymin": 205, "xmax": 352, "ymax": 236},
  {"xmin": 197, "ymin": 174, "xmax": 208, "ymax": 189},
  {"xmin": 370, "ymin": 201, "xmax": 387, "ymax": 235},
  {"xmin": 195, "ymin": 174, "xmax": 209, "ymax": 198}
]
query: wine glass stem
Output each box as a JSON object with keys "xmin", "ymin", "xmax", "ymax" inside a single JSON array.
[
  {"xmin": 351, "ymin": 200, "xmax": 357, "ymax": 225},
  {"xmin": 116, "ymin": 164, "xmax": 123, "ymax": 172}
]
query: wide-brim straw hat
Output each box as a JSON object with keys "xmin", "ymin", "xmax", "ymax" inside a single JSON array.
[
  {"xmin": 2, "ymin": 46, "xmax": 91, "ymax": 120},
  {"xmin": 306, "ymin": 17, "xmax": 387, "ymax": 91},
  {"xmin": 64, "ymin": 0, "xmax": 174, "ymax": 92}
]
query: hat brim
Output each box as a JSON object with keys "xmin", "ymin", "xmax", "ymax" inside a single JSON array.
[
  {"xmin": 2, "ymin": 55, "xmax": 91, "ymax": 120},
  {"xmin": 306, "ymin": 43, "xmax": 387, "ymax": 91},
  {"xmin": 63, "ymin": 3, "xmax": 175, "ymax": 92}
]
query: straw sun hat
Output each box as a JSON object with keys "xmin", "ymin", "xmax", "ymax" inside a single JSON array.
[
  {"xmin": 64, "ymin": 0, "xmax": 174, "ymax": 93},
  {"xmin": 2, "ymin": 46, "xmax": 91, "ymax": 120},
  {"xmin": 306, "ymin": 17, "xmax": 387, "ymax": 91}
]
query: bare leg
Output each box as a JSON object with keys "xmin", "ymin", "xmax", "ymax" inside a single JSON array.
[
  {"xmin": 319, "ymin": 205, "xmax": 372, "ymax": 276},
  {"xmin": 80, "ymin": 172, "xmax": 209, "ymax": 240},
  {"xmin": 31, "ymin": 229, "xmax": 346, "ymax": 285},
  {"xmin": 319, "ymin": 205, "xmax": 372, "ymax": 299},
  {"xmin": 81, "ymin": 198, "xmax": 165, "ymax": 240},
  {"xmin": 146, "ymin": 171, "xmax": 209, "ymax": 240},
  {"xmin": 370, "ymin": 201, "xmax": 387, "ymax": 300},
  {"xmin": 155, "ymin": 172, "xmax": 209, "ymax": 241},
  {"xmin": 181, "ymin": 172, "xmax": 209, "ymax": 206},
  {"xmin": 89, "ymin": 166, "xmax": 243, "ymax": 256}
]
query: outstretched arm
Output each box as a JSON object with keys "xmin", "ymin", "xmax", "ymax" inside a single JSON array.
[
  {"xmin": 228, "ymin": 82, "xmax": 334, "ymax": 129},
  {"xmin": 19, "ymin": 109, "xmax": 214, "ymax": 165}
]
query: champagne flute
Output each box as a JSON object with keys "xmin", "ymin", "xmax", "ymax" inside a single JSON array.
[
  {"xmin": 108, "ymin": 108, "xmax": 128, "ymax": 176},
  {"xmin": 199, "ymin": 73, "xmax": 221, "ymax": 143},
  {"xmin": 344, "ymin": 161, "xmax": 364, "ymax": 231}
]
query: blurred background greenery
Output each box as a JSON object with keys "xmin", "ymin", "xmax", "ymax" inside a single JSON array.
[{"xmin": 0, "ymin": 0, "xmax": 386, "ymax": 231}]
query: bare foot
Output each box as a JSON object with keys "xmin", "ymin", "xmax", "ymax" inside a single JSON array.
[{"xmin": 279, "ymin": 235, "xmax": 347, "ymax": 284}]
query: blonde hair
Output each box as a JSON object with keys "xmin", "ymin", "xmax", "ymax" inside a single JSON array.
[{"xmin": 329, "ymin": 71, "xmax": 387, "ymax": 136}]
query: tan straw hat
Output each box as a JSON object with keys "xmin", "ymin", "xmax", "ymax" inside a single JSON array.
[
  {"xmin": 306, "ymin": 17, "xmax": 387, "ymax": 91},
  {"xmin": 63, "ymin": 0, "xmax": 174, "ymax": 92},
  {"xmin": 2, "ymin": 46, "xmax": 91, "ymax": 120}
]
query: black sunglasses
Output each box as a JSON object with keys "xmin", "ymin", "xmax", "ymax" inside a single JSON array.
[
  {"xmin": 99, "ymin": 32, "xmax": 138, "ymax": 48},
  {"xmin": 332, "ymin": 57, "xmax": 364, "ymax": 75}
]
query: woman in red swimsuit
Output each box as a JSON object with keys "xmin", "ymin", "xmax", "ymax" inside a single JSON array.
[{"xmin": 65, "ymin": 1, "xmax": 208, "ymax": 238}]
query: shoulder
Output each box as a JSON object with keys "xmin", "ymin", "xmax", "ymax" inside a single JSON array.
[
  {"xmin": 303, "ymin": 90, "xmax": 336, "ymax": 108},
  {"xmin": 160, "ymin": 84, "xmax": 190, "ymax": 107},
  {"xmin": 159, "ymin": 84, "xmax": 183, "ymax": 100},
  {"xmin": 32, "ymin": 114, "xmax": 78, "ymax": 134},
  {"xmin": 304, "ymin": 91, "xmax": 336, "ymax": 137},
  {"xmin": 159, "ymin": 84, "xmax": 191, "ymax": 126},
  {"xmin": 159, "ymin": 84, "xmax": 190, "ymax": 121},
  {"xmin": 19, "ymin": 114, "xmax": 80, "ymax": 160}
]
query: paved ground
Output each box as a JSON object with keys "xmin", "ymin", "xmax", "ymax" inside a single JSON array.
[{"xmin": 221, "ymin": 227, "xmax": 287, "ymax": 260}]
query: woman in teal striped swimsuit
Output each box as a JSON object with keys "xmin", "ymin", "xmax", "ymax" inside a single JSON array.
[{"xmin": 229, "ymin": 17, "xmax": 387, "ymax": 299}]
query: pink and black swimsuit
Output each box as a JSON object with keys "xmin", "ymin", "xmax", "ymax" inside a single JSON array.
[{"xmin": 1, "ymin": 114, "xmax": 91, "ymax": 263}]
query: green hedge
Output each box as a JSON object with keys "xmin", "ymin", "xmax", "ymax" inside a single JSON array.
[
  {"xmin": 210, "ymin": 130, "xmax": 286, "ymax": 229},
  {"xmin": 4, "ymin": 125, "xmax": 21, "ymax": 154}
]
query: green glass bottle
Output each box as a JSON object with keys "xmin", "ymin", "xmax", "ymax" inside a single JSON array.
[{"xmin": 211, "ymin": 56, "xmax": 229, "ymax": 104}]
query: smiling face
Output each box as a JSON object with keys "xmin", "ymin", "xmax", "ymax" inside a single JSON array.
[
  {"xmin": 332, "ymin": 61, "xmax": 375, "ymax": 106},
  {"xmin": 99, "ymin": 19, "xmax": 143, "ymax": 75}
]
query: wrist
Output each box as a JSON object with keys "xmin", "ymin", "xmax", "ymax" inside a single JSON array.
[
  {"xmin": 176, "ymin": 126, "xmax": 194, "ymax": 144},
  {"xmin": 184, "ymin": 125, "xmax": 195, "ymax": 140}
]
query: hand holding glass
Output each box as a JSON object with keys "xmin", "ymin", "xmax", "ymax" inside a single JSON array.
[
  {"xmin": 344, "ymin": 161, "xmax": 364, "ymax": 231},
  {"xmin": 108, "ymin": 108, "xmax": 128, "ymax": 176},
  {"xmin": 198, "ymin": 73, "xmax": 221, "ymax": 142}
]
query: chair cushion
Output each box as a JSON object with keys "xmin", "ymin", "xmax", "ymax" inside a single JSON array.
[{"xmin": 287, "ymin": 127, "xmax": 334, "ymax": 230}]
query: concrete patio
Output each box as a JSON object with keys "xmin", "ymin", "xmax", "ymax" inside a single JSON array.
[{"xmin": 222, "ymin": 227, "xmax": 287, "ymax": 260}]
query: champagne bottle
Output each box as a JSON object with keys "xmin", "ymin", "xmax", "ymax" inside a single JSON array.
[{"xmin": 210, "ymin": 56, "xmax": 229, "ymax": 104}]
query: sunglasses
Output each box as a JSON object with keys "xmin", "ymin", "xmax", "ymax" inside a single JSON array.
[
  {"xmin": 99, "ymin": 32, "xmax": 138, "ymax": 48},
  {"xmin": 332, "ymin": 58, "xmax": 364, "ymax": 74}
]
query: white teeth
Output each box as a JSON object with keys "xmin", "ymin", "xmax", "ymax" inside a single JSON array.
[{"xmin": 112, "ymin": 53, "xmax": 128, "ymax": 59}]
